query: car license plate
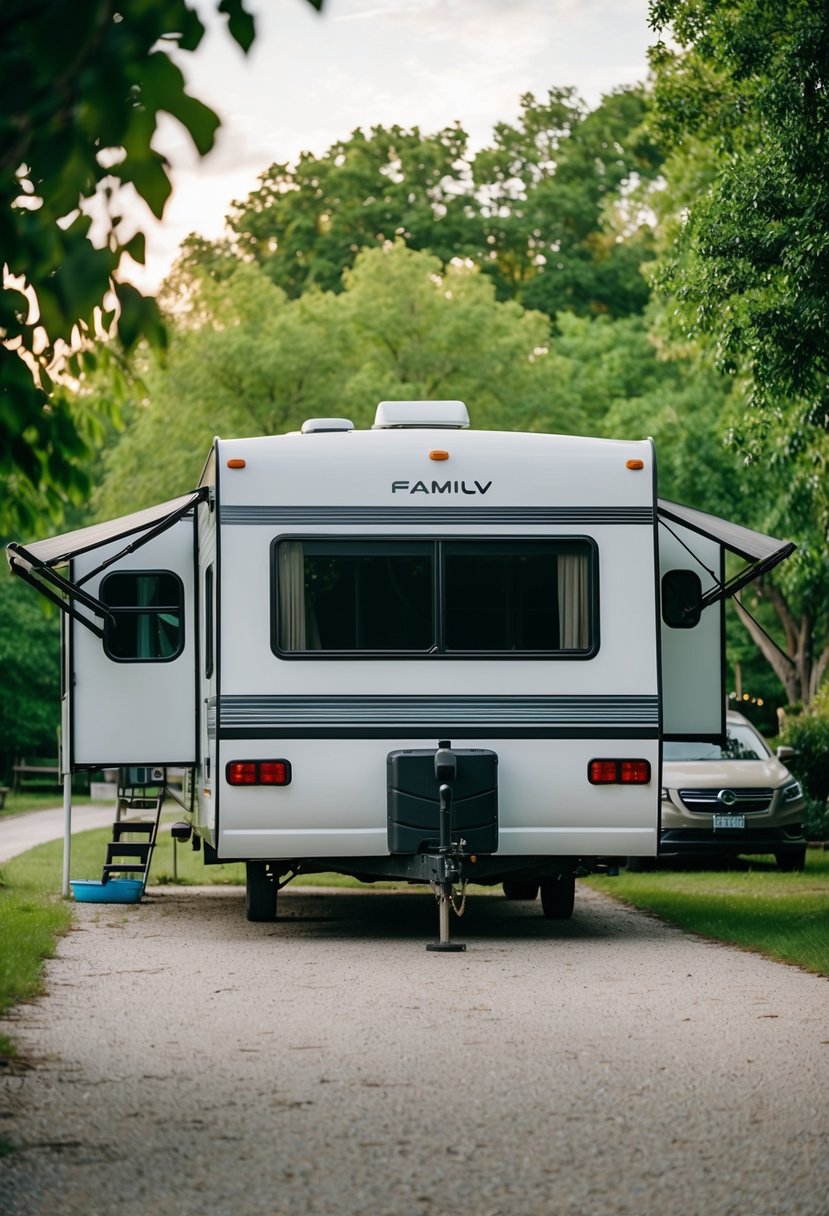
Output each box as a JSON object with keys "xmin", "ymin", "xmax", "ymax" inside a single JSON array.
[{"xmin": 713, "ymin": 813, "xmax": 745, "ymax": 829}]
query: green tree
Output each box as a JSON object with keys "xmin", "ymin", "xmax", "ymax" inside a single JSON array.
[
  {"xmin": 648, "ymin": 0, "xmax": 829, "ymax": 413},
  {"xmin": 646, "ymin": 0, "xmax": 829, "ymax": 706},
  {"xmin": 474, "ymin": 87, "xmax": 662, "ymax": 317},
  {"xmin": 334, "ymin": 242, "xmax": 567, "ymax": 432},
  {"xmin": 608, "ymin": 334, "xmax": 829, "ymax": 707},
  {"xmin": 0, "ymin": 0, "xmax": 323, "ymax": 536},
  {"xmin": 213, "ymin": 87, "xmax": 663, "ymax": 323},
  {"xmin": 0, "ymin": 570, "xmax": 60, "ymax": 782},
  {"xmin": 93, "ymin": 243, "xmax": 580, "ymax": 517},
  {"xmin": 227, "ymin": 122, "xmax": 480, "ymax": 298}
]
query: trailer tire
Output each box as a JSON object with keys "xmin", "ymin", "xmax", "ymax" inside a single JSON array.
[
  {"xmin": 246, "ymin": 861, "xmax": 278, "ymax": 922},
  {"xmin": 625, "ymin": 855, "xmax": 655, "ymax": 873},
  {"xmin": 775, "ymin": 846, "xmax": 806, "ymax": 872},
  {"xmin": 502, "ymin": 877, "xmax": 540, "ymax": 901},
  {"xmin": 539, "ymin": 872, "xmax": 575, "ymax": 920}
]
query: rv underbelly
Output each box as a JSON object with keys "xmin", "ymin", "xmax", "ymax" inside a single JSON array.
[{"xmin": 215, "ymin": 737, "xmax": 658, "ymax": 862}]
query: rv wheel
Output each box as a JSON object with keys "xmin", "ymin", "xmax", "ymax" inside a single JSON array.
[
  {"xmin": 502, "ymin": 877, "xmax": 540, "ymax": 901},
  {"xmin": 625, "ymin": 856, "xmax": 655, "ymax": 873},
  {"xmin": 775, "ymin": 847, "xmax": 806, "ymax": 872},
  {"xmin": 246, "ymin": 861, "xmax": 278, "ymax": 922},
  {"xmin": 539, "ymin": 872, "xmax": 575, "ymax": 920}
]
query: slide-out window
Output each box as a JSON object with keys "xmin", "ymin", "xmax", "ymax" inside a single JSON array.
[
  {"xmin": 101, "ymin": 570, "xmax": 184, "ymax": 662},
  {"xmin": 274, "ymin": 538, "xmax": 595, "ymax": 657},
  {"xmin": 661, "ymin": 569, "xmax": 702, "ymax": 629}
]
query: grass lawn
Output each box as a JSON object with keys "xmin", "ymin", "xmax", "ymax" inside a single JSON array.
[
  {"xmin": 587, "ymin": 850, "xmax": 829, "ymax": 977},
  {"xmin": 0, "ymin": 790, "xmax": 95, "ymax": 817},
  {"xmin": 0, "ymin": 842, "xmax": 73, "ymax": 1059}
]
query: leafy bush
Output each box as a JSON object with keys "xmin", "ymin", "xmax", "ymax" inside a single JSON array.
[
  {"xmin": 782, "ymin": 690, "xmax": 829, "ymax": 838},
  {"xmin": 803, "ymin": 798, "xmax": 829, "ymax": 842}
]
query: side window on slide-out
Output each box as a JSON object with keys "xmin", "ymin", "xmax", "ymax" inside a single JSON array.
[
  {"xmin": 661, "ymin": 569, "xmax": 702, "ymax": 629},
  {"xmin": 101, "ymin": 570, "xmax": 184, "ymax": 662}
]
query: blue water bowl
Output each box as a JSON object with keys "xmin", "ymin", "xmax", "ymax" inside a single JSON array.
[{"xmin": 70, "ymin": 879, "xmax": 144, "ymax": 904}]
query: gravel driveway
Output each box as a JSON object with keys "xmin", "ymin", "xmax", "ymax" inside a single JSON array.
[{"xmin": 1, "ymin": 883, "xmax": 827, "ymax": 1216}]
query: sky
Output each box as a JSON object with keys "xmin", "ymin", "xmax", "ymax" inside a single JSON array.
[{"xmin": 126, "ymin": 0, "xmax": 654, "ymax": 291}]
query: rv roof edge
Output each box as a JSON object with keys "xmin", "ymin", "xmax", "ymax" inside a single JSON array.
[{"xmin": 373, "ymin": 400, "xmax": 470, "ymax": 429}]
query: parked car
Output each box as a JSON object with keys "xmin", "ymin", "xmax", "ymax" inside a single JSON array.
[{"xmin": 629, "ymin": 710, "xmax": 807, "ymax": 871}]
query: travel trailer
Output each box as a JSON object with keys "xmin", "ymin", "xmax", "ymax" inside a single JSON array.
[{"xmin": 7, "ymin": 402, "xmax": 794, "ymax": 947}]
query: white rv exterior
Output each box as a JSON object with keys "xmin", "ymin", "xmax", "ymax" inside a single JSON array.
[{"xmin": 7, "ymin": 402, "xmax": 794, "ymax": 929}]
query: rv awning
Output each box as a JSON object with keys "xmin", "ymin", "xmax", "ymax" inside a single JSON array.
[
  {"xmin": 6, "ymin": 488, "xmax": 207, "ymax": 638},
  {"xmin": 657, "ymin": 499, "xmax": 796, "ymax": 608}
]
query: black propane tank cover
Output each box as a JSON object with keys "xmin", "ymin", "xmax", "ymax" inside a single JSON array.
[{"xmin": 386, "ymin": 748, "xmax": 498, "ymax": 855}]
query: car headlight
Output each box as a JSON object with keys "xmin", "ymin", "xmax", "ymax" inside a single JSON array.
[
  {"xmin": 660, "ymin": 787, "xmax": 669, "ymax": 801},
  {"xmin": 782, "ymin": 780, "xmax": 803, "ymax": 803}
]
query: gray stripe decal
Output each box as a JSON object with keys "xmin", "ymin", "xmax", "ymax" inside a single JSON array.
[
  {"xmin": 221, "ymin": 506, "xmax": 654, "ymax": 527},
  {"xmin": 216, "ymin": 695, "xmax": 659, "ymax": 734}
]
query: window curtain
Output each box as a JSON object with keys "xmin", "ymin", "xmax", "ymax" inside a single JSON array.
[
  {"xmin": 557, "ymin": 553, "xmax": 589, "ymax": 649},
  {"xmin": 278, "ymin": 542, "xmax": 307, "ymax": 650}
]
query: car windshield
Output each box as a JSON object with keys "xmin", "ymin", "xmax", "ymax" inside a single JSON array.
[{"xmin": 664, "ymin": 722, "xmax": 770, "ymax": 762}]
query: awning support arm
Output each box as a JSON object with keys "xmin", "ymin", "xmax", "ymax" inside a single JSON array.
[
  {"xmin": 6, "ymin": 486, "xmax": 209, "ymax": 640},
  {"xmin": 733, "ymin": 594, "xmax": 796, "ymax": 670},
  {"xmin": 698, "ymin": 549, "xmax": 796, "ymax": 610},
  {"xmin": 658, "ymin": 516, "xmax": 797, "ymax": 610},
  {"xmin": 8, "ymin": 555, "xmax": 107, "ymax": 639},
  {"xmin": 75, "ymin": 487, "xmax": 209, "ymax": 588}
]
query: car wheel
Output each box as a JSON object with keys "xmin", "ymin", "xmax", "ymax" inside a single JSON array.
[
  {"xmin": 625, "ymin": 856, "xmax": 655, "ymax": 872},
  {"xmin": 775, "ymin": 847, "xmax": 806, "ymax": 872},
  {"xmin": 246, "ymin": 860, "xmax": 278, "ymax": 921},
  {"xmin": 539, "ymin": 872, "xmax": 575, "ymax": 920},
  {"xmin": 502, "ymin": 877, "xmax": 540, "ymax": 901}
]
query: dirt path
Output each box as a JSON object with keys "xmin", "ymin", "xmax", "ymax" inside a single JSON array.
[
  {"xmin": 0, "ymin": 805, "xmax": 115, "ymax": 863},
  {"xmin": 1, "ymin": 883, "xmax": 827, "ymax": 1216}
]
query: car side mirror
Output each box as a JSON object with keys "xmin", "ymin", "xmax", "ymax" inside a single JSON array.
[{"xmin": 776, "ymin": 745, "xmax": 797, "ymax": 762}]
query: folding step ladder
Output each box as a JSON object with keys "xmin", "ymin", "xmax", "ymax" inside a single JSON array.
[{"xmin": 100, "ymin": 777, "xmax": 166, "ymax": 891}]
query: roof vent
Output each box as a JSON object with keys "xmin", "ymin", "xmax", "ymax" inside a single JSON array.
[
  {"xmin": 300, "ymin": 418, "xmax": 355, "ymax": 434},
  {"xmin": 373, "ymin": 400, "xmax": 470, "ymax": 430}
]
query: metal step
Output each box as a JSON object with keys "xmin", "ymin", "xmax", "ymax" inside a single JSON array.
[
  {"xmin": 105, "ymin": 841, "xmax": 152, "ymax": 863},
  {"xmin": 102, "ymin": 862, "xmax": 147, "ymax": 877},
  {"xmin": 111, "ymin": 820, "xmax": 156, "ymax": 840},
  {"xmin": 100, "ymin": 787, "xmax": 166, "ymax": 890}
]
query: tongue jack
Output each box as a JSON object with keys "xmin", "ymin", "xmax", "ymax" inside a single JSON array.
[{"xmin": 426, "ymin": 740, "xmax": 467, "ymax": 953}]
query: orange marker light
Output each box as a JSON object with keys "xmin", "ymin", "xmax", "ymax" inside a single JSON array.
[
  {"xmin": 227, "ymin": 458, "xmax": 246, "ymax": 469},
  {"xmin": 429, "ymin": 450, "xmax": 450, "ymax": 461},
  {"xmin": 626, "ymin": 459, "xmax": 644, "ymax": 470}
]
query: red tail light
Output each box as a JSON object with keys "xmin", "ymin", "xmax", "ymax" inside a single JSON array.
[
  {"xmin": 588, "ymin": 760, "xmax": 619, "ymax": 785},
  {"xmin": 259, "ymin": 761, "xmax": 291, "ymax": 786},
  {"xmin": 226, "ymin": 760, "xmax": 292, "ymax": 787},
  {"xmin": 227, "ymin": 761, "xmax": 257, "ymax": 785},
  {"xmin": 589, "ymin": 759, "xmax": 651, "ymax": 785},
  {"xmin": 621, "ymin": 760, "xmax": 651, "ymax": 784}
]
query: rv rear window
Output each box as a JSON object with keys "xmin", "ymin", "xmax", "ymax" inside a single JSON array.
[
  {"xmin": 273, "ymin": 539, "xmax": 594, "ymax": 657},
  {"xmin": 100, "ymin": 571, "xmax": 185, "ymax": 662}
]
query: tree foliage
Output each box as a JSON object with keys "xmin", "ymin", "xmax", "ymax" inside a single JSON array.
[
  {"xmin": 647, "ymin": 1, "xmax": 829, "ymax": 517},
  {"xmin": 647, "ymin": 0, "xmax": 829, "ymax": 706},
  {"xmin": 0, "ymin": 0, "xmax": 332, "ymax": 535},
  {"xmin": 648, "ymin": 1, "xmax": 829, "ymax": 406},
  {"xmin": 214, "ymin": 87, "xmax": 663, "ymax": 323},
  {"xmin": 0, "ymin": 570, "xmax": 60, "ymax": 781},
  {"xmin": 94, "ymin": 243, "xmax": 587, "ymax": 516},
  {"xmin": 780, "ymin": 682, "xmax": 829, "ymax": 839}
]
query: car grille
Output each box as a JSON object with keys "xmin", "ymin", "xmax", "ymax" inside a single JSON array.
[{"xmin": 678, "ymin": 788, "xmax": 775, "ymax": 815}]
